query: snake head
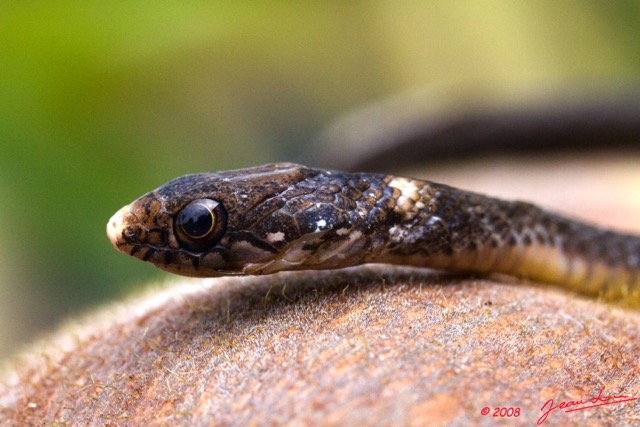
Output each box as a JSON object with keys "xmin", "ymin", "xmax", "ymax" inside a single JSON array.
[{"xmin": 107, "ymin": 163, "xmax": 373, "ymax": 276}]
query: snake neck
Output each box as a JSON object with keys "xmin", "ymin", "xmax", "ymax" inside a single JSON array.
[{"xmin": 363, "ymin": 178, "xmax": 640, "ymax": 300}]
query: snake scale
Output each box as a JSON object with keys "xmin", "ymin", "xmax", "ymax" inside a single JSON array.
[{"xmin": 108, "ymin": 162, "xmax": 640, "ymax": 302}]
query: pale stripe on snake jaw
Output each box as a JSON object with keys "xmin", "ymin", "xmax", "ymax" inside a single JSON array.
[{"xmin": 107, "ymin": 162, "xmax": 640, "ymax": 302}]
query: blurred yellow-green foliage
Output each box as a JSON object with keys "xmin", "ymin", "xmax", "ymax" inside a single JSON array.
[{"xmin": 1, "ymin": 2, "xmax": 639, "ymax": 358}]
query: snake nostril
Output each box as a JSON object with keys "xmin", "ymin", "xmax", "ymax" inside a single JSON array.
[{"xmin": 123, "ymin": 225, "xmax": 148, "ymax": 243}]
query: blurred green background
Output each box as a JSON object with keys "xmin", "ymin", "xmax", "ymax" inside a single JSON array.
[{"xmin": 1, "ymin": 1, "xmax": 639, "ymax": 358}]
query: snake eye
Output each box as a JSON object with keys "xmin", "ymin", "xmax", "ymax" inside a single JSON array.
[{"xmin": 175, "ymin": 199, "xmax": 227, "ymax": 252}]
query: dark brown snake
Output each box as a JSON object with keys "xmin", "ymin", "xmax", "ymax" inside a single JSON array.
[{"xmin": 107, "ymin": 162, "xmax": 640, "ymax": 302}]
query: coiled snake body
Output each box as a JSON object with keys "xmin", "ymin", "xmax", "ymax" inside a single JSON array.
[{"xmin": 108, "ymin": 162, "xmax": 640, "ymax": 301}]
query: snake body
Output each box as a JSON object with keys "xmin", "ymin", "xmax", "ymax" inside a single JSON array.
[{"xmin": 108, "ymin": 162, "xmax": 640, "ymax": 301}]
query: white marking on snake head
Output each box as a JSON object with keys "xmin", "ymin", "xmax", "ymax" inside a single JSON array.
[
  {"xmin": 315, "ymin": 219, "xmax": 327, "ymax": 232},
  {"xmin": 336, "ymin": 227, "xmax": 350, "ymax": 236},
  {"xmin": 266, "ymin": 231, "xmax": 285, "ymax": 243}
]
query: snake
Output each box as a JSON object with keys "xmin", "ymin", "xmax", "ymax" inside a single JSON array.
[{"xmin": 107, "ymin": 162, "xmax": 640, "ymax": 302}]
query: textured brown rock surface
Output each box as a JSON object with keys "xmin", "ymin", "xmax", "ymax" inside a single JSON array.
[
  {"xmin": 1, "ymin": 153, "xmax": 640, "ymax": 426},
  {"xmin": 1, "ymin": 267, "xmax": 639, "ymax": 426}
]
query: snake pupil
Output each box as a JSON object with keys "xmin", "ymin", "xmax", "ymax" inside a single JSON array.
[
  {"xmin": 179, "ymin": 203, "xmax": 214, "ymax": 238},
  {"xmin": 175, "ymin": 199, "xmax": 227, "ymax": 251}
]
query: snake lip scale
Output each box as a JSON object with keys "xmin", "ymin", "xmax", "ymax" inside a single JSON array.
[{"xmin": 107, "ymin": 162, "xmax": 640, "ymax": 301}]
